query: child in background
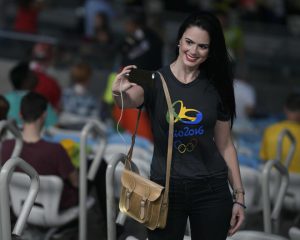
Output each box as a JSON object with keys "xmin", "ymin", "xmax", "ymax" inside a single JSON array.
[
  {"xmin": 61, "ymin": 62, "xmax": 100, "ymax": 119},
  {"xmin": 4, "ymin": 61, "xmax": 58, "ymax": 128},
  {"xmin": 260, "ymin": 92, "xmax": 300, "ymax": 174}
]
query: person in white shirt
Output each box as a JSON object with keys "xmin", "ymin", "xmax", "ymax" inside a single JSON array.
[
  {"xmin": 233, "ymin": 77, "xmax": 256, "ymax": 133},
  {"xmin": 234, "ymin": 78, "xmax": 256, "ymax": 119}
]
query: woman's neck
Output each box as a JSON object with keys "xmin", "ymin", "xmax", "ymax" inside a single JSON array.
[{"xmin": 170, "ymin": 59, "xmax": 200, "ymax": 84}]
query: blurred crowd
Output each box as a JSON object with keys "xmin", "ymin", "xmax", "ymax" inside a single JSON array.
[
  {"xmin": 0, "ymin": 0, "xmax": 300, "ymax": 63},
  {"xmin": 0, "ymin": 0, "xmax": 299, "ymax": 143},
  {"xmin": 0, "ymin": 0, "xmax": 299, "ymax": 139}
]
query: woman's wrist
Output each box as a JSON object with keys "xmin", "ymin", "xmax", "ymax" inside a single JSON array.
[
  {"xmin": 233, "ymin": 201, "xmax": 246, "ymax": 209},
  {"xmin": 233, "ymin": 187, "xmax": 245, "ymax": 195},
  {"xmin": 232, "ymin": 187, "xmax": 245, "ymax": 201},
  {"xmin": 234, "ymin": 195, "xmax": 245, "ymax": 203}
]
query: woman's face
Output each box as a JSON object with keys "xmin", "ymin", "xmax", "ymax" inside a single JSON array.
[{"xmin": 178, "ymin": 26, "xmax": 210, "ymax": 69}]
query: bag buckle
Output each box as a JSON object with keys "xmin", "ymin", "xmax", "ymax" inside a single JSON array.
[
  {"xmin": 140, "ymin": 199, "xmax": 146, "ymax": 220},
  {"xmin": 125, "ymin": 189, "xmax": 133, "ymax": 210},
  {"xmin": 139, "ymin": 187, "xmax": 150, "ymax": 220}
]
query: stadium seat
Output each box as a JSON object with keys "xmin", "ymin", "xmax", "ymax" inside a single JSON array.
[{"xmin": 9, "ymin": 172, "xmax": 94, "ymax": 240}]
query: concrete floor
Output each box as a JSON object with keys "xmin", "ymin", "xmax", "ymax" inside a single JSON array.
[
  {"xmin": 87, "ymin": 207, "xmax": 298, "ymax": 240},
  {"xmin": 85, "ymin": 208, "xmax": 298, "ymax": 240}
]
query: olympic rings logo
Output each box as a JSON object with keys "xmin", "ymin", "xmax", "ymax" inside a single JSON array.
[
  {"xmin": 166, "ymin": 100, "xmax": 202, "ymax": 125},
  {"xmin": 174, "ymin": 138, "xmax": 198, "ymax": 154}
]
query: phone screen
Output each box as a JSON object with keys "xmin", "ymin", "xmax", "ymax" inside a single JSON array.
[{"xmin": 127, "ymin": 68, "xmax": 154, "ymax": 88}]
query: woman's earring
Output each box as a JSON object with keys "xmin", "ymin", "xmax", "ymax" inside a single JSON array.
[{"xmin": 178, "ymin": 44, "xmax": 180, "ymax": 47}]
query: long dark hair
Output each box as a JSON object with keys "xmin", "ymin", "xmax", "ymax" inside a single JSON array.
[{"xmin": 176, "ymin": 11, "xmax": 236, "ymax": 126}]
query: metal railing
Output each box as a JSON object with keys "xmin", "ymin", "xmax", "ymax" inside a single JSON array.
[
  {"xmin": 262, "ymin": 129, "xmax": 296, "ymax": 234},
  {"xmin": 106, "ymin": 153, "xmax": 125, "ymax": 240},
  {"xmin": 106, "ymin": 153, "xmax": 140, "ymax": 240},
  {"xmin": 276, "ymin": 129, "xmax": 296, "ymax": 169},
  {"xmin": 0, "ymin": 30, "xmax": 58, "ymax": 44},
  {"xmin": 0, "ymin": 157, "xmax": 39, "ymax": 240},
  {"xmin": 79, "ymin": 119, "xmax": 107, "ymax": 240},
  {"xmin": 262, "ymin": 158, "xmax": 289, "ymax": 234}
]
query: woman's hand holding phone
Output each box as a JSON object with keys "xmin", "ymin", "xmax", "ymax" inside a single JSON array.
[
  {"xmin": 112, "ymin": 65, "xmax": 137, "ymax": 96},
  {"xmin": 112, "ymin": 65, "xmax": 145, "ymax": 108}
]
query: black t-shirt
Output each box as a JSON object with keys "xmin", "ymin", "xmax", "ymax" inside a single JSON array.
[{"xmin": 143, "ymin": 65, "xmax": 230, "ymax": 180}]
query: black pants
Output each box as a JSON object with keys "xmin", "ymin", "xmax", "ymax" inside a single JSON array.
[{"xmin": 147, "ymin": 177, "xmax": 232, "ymax": 240}]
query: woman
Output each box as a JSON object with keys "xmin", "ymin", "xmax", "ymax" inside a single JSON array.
[{"xmin": 112, "ymin": 11, "xmax": 245, "ymax": 240}]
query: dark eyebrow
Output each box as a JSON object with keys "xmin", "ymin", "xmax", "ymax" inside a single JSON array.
[
  {"xmin": 185, "ymin": 37, "xmax": 209, "ymax": 47},
  {"xmin": 199, "ymin": 43, "xmax": 210, "ymax": 48},
  {"xmin": 185, "ymin": 37, "xmax": 194, "ymax": 43}
]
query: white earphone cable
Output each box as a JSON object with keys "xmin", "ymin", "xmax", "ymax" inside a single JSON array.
[{"xmin": 116, "ymin": 77, "xmax": 128, "ymax": 152}]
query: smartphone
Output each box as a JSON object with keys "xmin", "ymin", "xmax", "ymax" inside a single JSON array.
[{"xmin": 127, "ymin": 68, "xmax": 154, "ymax": 88}]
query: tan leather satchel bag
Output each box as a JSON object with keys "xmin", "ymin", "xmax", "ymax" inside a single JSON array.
[{"xmin": 119, "ymin": 72, "xmax": 174, "ymax": 230}]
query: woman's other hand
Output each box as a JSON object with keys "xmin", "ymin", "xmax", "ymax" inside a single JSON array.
[{"xmin": 228, "ymin": 203, "xmax": 245, "ymax": 236}]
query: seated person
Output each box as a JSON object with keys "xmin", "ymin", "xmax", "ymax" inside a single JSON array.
[
  {"xmin": 61, "ymin": 62, "xmax": 100, "ymax": 121},
  {"xmin": 4, "ymin": 61, "xmax": 58, "ymax": 129},
  {"xmin": 260, "ymin": 92, "xmax": 300, "ymax": 173},
  {"xmin": 14, "ymin": 0, "xmax": 43, "ymax": 34},
  {"xmin": 232, "ymin": 69, "xmax": 256, "ymax": 133},
  {"xmin": 1, "ymin": 92, "xmax": 78, "ymax": 210},
  {"xmin": 1, "ymin": 92, "xmax": 107, "ymax": 220}
]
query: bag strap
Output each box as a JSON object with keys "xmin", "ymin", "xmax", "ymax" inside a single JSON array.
[
  {"xmin": 125, "ymin": 71, "xmax": 174, "ymax": 203},
  {"xmin": 157, "ymin": 72, "xmax": 174, "ymax": 206},
  {"xmin": 125, "ymin": 108, "xmax": 142, "ymax": 169}
]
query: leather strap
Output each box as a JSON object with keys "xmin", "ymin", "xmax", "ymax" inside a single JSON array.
[
  {"xmin": 125, "ymin": 108, "xmax": 142, "ymax": 170},
  {"xmin": 157, "ymin": 72, "xmax": 174, "ymax": 205},
  {"xmin": 125, "ymin": 71, "xmax": 174, "ymax": 205}
]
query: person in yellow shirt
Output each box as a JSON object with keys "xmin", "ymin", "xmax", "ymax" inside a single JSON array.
[{"xmin": 260, "ymin": 92, "xmax": 300, "ymax": 173}]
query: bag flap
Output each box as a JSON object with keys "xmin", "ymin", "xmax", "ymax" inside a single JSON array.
[{"xmin": 121, "ymin": 169, "xmax": 164, "ymax": 202}]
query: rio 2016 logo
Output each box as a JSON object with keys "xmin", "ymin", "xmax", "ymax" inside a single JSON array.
[
  {"xmin": 166, "ymin": 100, "xmax": 204, "ymax": 153},
  {"xmin": 166, "ymin": 100, "xmax": 202, "ymax": 125}
]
